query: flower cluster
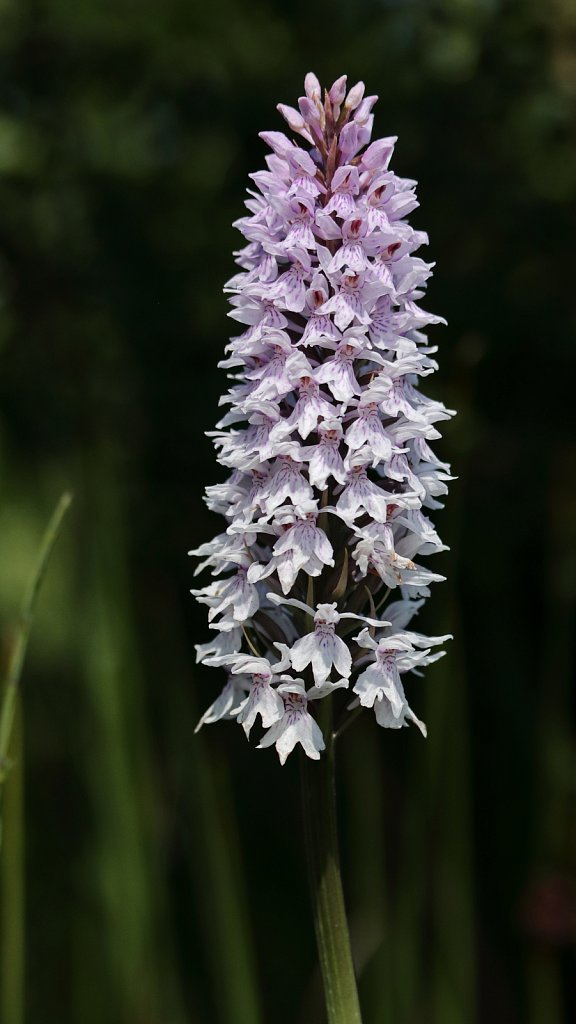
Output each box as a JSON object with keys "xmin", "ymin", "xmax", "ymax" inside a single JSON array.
[{"xmin": 191, "ymin": 73, "xmax": 453, "ymax": 764}]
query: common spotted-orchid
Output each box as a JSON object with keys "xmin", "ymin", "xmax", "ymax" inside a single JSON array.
[{"xmin": 191, "ymin": 72, "xmax": 453, "ymax": 765}]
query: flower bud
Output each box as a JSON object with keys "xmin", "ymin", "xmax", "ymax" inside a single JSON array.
[
  {"xmin": 344, "ymin": 80, "xmax": 365, "ymax": 111},
  {"xmin": 329, "ymin": 75, "xmax": 347, "ymax": 106},
  {"xmin": 305, "ymin": 71, "xmax": 322, "ymax": 104}
]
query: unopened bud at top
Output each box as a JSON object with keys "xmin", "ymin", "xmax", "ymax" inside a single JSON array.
[
  {"xmin": 304, "ymin": 72, "xmax": 322, "ymax": 105},
  {"xmin": 344, "ymin": 81, "xmax": 365, "ymax": 112},
  {"xmin": 354, "ymin": 95, "xmax": 378, "ymax": 126},
  {"xmin": 298, "ymin": 97, "xmax": 324, "ymax": 137},
  {"xmin": 329, "ymin": 75, "xmax": 347, "ymax": 106},
  {"xmin": 277, "ymin": 104, "xmax": 313, "ymax": 142}
]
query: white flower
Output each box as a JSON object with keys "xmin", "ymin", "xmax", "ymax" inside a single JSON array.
[
  {"xmin": 210, "ymin": 653, "xmax": 286, "ymax": 737},
  {"xmin": 351, "ymin": 522, "xmax": 445, "ymax": 589},
  {"xmin": 303, "ymin": 419, "xmax": 347, "ymax": 491},
  {"xmin": 247, "ymin": 502, "xmax": 334, "ymax": 594},
  {"xmin": 352, "ymin": 627, "xmax": 451, "ymax": 735},
  {"xmin": 268, "ymin": 595, "xmax": 386, "ymax": 687},
  {"xmin": 191, "ymin": 563, "xmax": 259, "ymax": 627},
  {"xmin": 194, "ymin": 676, "xmax": 248, "ymax": 733},
  {"xmin": 195, "ymin": 628, "xmax": 242, "ymax": 666},
  {"xmin": 313, "ymin": 338, "xmax": 364, "ymax": 402},
  {"xmin": 283, "ymin": 377, "xmax": 336, "ymax": 439},
  {"xmin": 258, "ymin": 683, "xmax": 326, "ymax": 764},
  {"xmin": 237, "ymin": 677, "xmax": 285, "ymax": 736},
  {"xmin": 291, "ymin": 603, "xmax": 353, "ymax": 684},
  {"xmin": 336, "ymin": 461, "xmax": 391, "ymax": 523},
  {"xmin": 344, "ymin": 395, "xmax": 394, "ymax": 462},
  {"xmin": 264, "ymin": 452, "xmax": 312, "ymax": 513}
]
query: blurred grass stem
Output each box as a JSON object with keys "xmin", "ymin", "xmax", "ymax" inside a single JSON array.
[
  {"xmin": 0, "ymin": 491, "xmax": 73, "ymax": 803},
  {"xmin": 301, "ymin": 700, "xmax": 363, "ymax": 1024},
  {"xmin": 0, "ymin": 490, "xmax": 71, "ymax": 1024},
  {"xmin": 1, "ymin": 708, "xmax": 24, "ymax": 1024}
]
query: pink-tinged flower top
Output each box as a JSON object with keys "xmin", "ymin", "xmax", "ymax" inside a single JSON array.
[{"xmin": 190, "ymin": 73, "xmax": 454, "ymax": 763}]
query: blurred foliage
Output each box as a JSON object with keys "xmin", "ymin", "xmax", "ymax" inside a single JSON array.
[{"xmin": 0, "ymin": 0, "xmax": 575, "ymax": 1021}]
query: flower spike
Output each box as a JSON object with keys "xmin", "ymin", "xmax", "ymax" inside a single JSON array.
[{"xmin": 191, "ymin": 73, "xmax": 453, "ymax": 762}]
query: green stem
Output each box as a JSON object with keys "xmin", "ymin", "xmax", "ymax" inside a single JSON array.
[
  {"xmin": 301, "ymin": 701, "xmax": 363, "ymax": 1024},
  {"xmin": 0, "ymin": 491, "xmax": 73, "ymax": 790}
]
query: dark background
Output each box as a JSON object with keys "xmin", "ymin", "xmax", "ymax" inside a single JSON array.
[{"xmin": 0, "ymin": 0, "xmax": 575, "ymax": 1022}]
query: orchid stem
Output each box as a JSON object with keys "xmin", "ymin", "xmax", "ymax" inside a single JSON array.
[{"xmin": 301, "ymin": 700, "xmax": 363, "ymax": 1024}]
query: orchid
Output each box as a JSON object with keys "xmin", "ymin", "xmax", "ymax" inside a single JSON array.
[
  {"xmin": 351, "ymin": 626, "xmax": 451, "ymax": 735},
  {"xmin": 189, "ymin": 72, "xmax": 454, "ymax": 1024},
  {"xmin": 257, "ymin": 682, "xmax": 326, "ymax": 764},
  {"xmin": 192, "ymin": 72, "xmax": 453, "ymax": 766}
]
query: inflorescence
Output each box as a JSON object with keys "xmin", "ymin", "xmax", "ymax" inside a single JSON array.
[{"xmin": 190, "ymin": 73, "xmax": 453, "ymax": 764}]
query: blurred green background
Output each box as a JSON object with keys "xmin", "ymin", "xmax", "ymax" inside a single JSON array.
[{"xmin": 0, "ymin": 0, "xmax": 575, "ymax": 1021}]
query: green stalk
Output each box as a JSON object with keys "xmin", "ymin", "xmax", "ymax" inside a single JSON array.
[{"xmin": 301, "ymin": 700, "xmax": 363, "ymax": 1024}]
